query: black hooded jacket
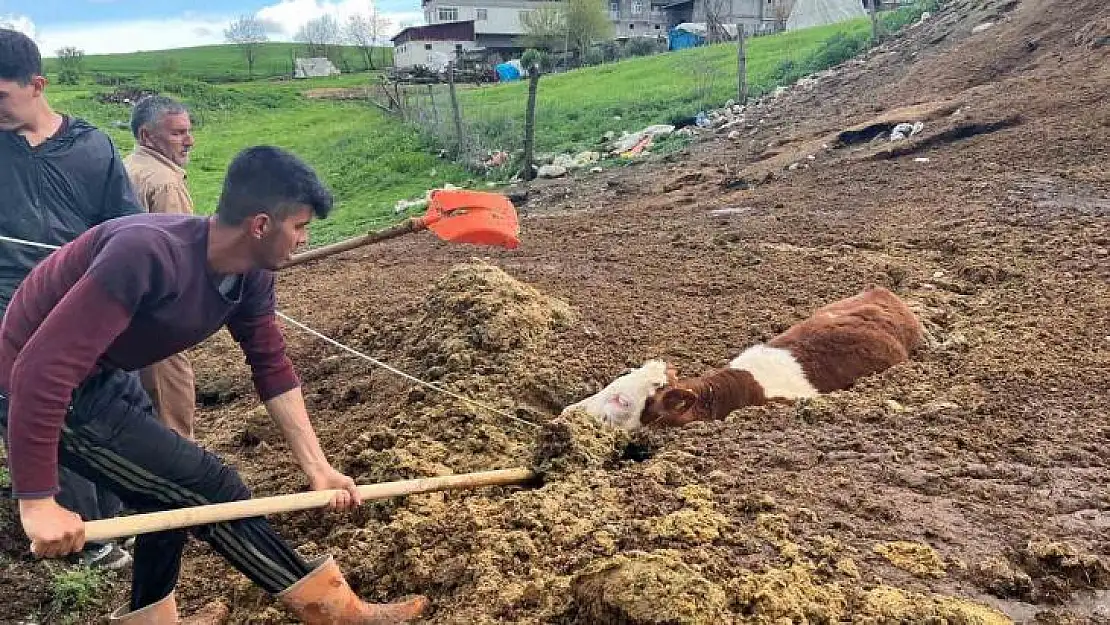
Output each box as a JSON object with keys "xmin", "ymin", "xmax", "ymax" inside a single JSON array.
[{"xmin": 0, "ymin": 116, "xmax": 142, "ymax": 314}]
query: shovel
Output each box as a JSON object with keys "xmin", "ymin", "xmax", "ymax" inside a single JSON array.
[
  {"xmin": 280, "ymin": 188, "xmax": 520, "ymax": 270},
  {"xmin": 80, "ymin": 468, "xmax": 536, "ymax": 544}
]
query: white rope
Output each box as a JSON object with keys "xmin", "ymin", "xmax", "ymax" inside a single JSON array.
[
  {"xmin": 0, "ymin": 234, "xmax": 61, "ymax": 251},
  {"xmin": 275, "ymin": 311, "xmax": 536, "ymax": 429},
  {"xmin": 0, "ymin": 233, "xmax": 537, "ymax": 430}
]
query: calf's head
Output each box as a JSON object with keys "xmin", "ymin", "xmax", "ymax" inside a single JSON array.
[{"xmin": 562, "ymin": 360, "xmax": 670, "ymax": 430}]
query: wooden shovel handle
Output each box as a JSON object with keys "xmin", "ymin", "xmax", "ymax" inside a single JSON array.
[
  {"xmin": 279, "ymin": 217, "xmax": 426, "ymax": 269},
  {"xmin": 84, "ymin": 467, "xmax": 535, "ymax": 543}
]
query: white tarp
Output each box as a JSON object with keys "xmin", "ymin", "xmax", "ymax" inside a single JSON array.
[
  {"xmin": 785, "ymin": 0, "xmax": 867, "ymax": 31},
  {"xmin": 294, "ymin": 57, "xmax": 341, "ymax": 79}
]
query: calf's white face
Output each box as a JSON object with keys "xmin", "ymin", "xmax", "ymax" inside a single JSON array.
[{"xmin": 562, "ymin": 360, "xmax": 669, "ymax": 431}]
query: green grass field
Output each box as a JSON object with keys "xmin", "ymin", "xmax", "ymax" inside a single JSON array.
[
  {"xmin": 42, "ymin": 3, "xmax": 933, "ymax": 247},
  {"xmin": 45, "ymin": 42, "xmax": 393, "ymax": 83},
  {"xmin": 453, "ymin": 19, "xmax": 872, "ymax": 154}
]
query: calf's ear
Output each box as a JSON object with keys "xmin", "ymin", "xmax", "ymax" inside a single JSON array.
[{"xmin": 661, "ymin": 388, "xmax": 697, "ymax": 415}]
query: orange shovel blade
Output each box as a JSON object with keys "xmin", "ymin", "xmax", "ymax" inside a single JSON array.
[{"xmin": 423, "ymin": 189, "xmax": 520, "ymax": 249}]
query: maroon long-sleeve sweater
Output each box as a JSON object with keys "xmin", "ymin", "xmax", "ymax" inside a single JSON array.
[{"xmin": 0, "ymin": 213, "xmax": 299, "ymax": 498}]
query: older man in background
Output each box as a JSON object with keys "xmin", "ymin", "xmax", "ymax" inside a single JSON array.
[{"xmin": 124, "ymin": 96, "xmax": 199, "ymax": 439}]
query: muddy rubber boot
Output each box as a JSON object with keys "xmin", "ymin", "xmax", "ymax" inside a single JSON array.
[
  {"xmin": 278, "ymin": 555, "xmax": 429, "ymax": 624},
  {"xmin": 109, "ymin": 592, "xmax": 178, "ymax": 623},
  {"xmin": 109, "ymin": 592, "xmax": 230, "ymax": 624}
]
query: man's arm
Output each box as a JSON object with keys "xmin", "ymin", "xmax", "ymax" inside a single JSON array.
[
  {"xmin": 8, "ymin": 272, "xmax": 137, "ymax": 558},
  {"xmin": 226, "ymin": 310, "xmax": 360, "ymax": 510}
]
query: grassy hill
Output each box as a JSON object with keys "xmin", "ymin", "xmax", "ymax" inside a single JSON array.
[
  {"xmin": 43, "ymin": 3, "xmax": 933, "ymax": 248},
  {"xmin": 455, "ymin": 19, "xmax": 874, "ymax": 155},
  {"xmin": 45, "ymin": 42, "xmax": 393, "ymax": 83}
]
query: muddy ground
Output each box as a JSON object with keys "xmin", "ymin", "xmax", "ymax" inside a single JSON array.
[{"xmin": 1, "ymin": 0, "xmax": 1108, "ymax": 622}]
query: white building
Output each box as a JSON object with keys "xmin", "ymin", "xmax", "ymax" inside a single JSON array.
[{"xmin": 392, "ymin": 21, "xmax": 480, "ymax": 70}]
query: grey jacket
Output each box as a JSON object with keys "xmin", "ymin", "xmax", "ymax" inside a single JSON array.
[{"xmin": 0, "ymin": 116, "xmax": 142, "ymax": 314}]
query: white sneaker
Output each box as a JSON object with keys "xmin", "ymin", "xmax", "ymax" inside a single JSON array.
[{"xmin": 81, "ymin": 542, "xmax": 133, "ymax": 570}]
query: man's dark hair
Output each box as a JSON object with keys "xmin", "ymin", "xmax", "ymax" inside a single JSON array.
[
  {"xmin": 130, "ymin": 95, "xmax": 189, "ymax": 138},
  {"xmin": 216, "ymin": 146, "xmax": 333, "ymax": 225},
  {"xmin": 0, "ymin": 29, "xmax": 43, "ymax": 85}
]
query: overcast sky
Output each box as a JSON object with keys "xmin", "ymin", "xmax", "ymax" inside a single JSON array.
[{"xmin": 0, "ymin": 0, "xmax": 423, "ymax": 55}]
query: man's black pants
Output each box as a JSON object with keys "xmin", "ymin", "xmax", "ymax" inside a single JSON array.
[{"xmin": 1, "ymin": 369, "xmax": 312, "ymax": 610}]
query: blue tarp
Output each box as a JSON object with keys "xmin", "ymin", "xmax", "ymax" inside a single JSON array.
[
  {"xmin": 495, "ymin": 62, "xmax": 522, "ymax": 82},
  {"xmin": 667, "ymin": 28, "xmax": 704, "ymax": 51}
]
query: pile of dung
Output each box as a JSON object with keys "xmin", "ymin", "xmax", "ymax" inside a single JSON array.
[
  {"xmin": 297, "ymin": 262, "xmax": 1015, "ymax": 624},
  {"xmin": 873, "ymin": 541, "xmax": 948, "ymax": 578},
  {"xmin": 405, "ymin": 260, "xmax": 577, "ymax": 382},
  {"xmin": 856, "ymin": 585, "xmax": 1012, "ymax": 624},
  {"xmin": 570, "ymin": 551, "xmax": 730, "ymax": 624},
  {"xmin": 729, "ymin": 563, "xmax": 849, "ymax": 623},
  {"xmin": 333, "ymin": 261, "xmax": 586, "ymax": 483},
  {"xmin": 1009, "ymin": 539, "xmax": 1110, "ymax": 603},
  {"xmin": 533, "ymin": 407, "xmax": 630, "ymax": 478}
]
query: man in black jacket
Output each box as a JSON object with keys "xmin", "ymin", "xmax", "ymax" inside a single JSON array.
[{"xmin": 0, "ymin": 27, "xmax": 142, "ymax": 570}]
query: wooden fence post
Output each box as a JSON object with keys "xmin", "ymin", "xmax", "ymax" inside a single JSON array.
[
  {"xmin": 447, "ymin": 61, "xmax": 465, "ymax": 157},
  {"xmin": 737, "ymin": 26, "xmax": 748, "ymax": 105},
  {"xmin": 870, "ymin": 0, "xmax": 882, "ymax": 45},
  {"xmin": 522, "ymin": 68, "xmax": 542, "ymax": 181}
]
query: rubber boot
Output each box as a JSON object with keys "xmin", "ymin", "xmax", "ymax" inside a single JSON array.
[
  {"xmin": 277, "ymin": 555, "xmax": 429, "ymax": 624},
  {"xmin": 109, "ymin": 591, "xmax": 230, "ymax": 624}
]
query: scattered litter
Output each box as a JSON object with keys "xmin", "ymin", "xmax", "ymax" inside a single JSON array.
[
  {"xmin": 484, "ymin": 150, "xmax": 510, "ymax": 168},
  {"xmin": 552, "ymin": 151, "xmax": 601, "ymax": 171},
  {"xmin": 394, "ymin": 183, "xmax": 461, "ymax": 214},
  {"xmin": 972, "ymin": 22, "xmax": 994, "ymax": 34},
  {"xmin": 891, "ymin": 123, "xmax": 915, "ymax": 141},
  {"xmin": 610, "ymin": 125, "xmax": 674, "ymax": 154},
  {"xmin": 807, "ymin": 154, "xmax": 816, "ymax": 161},
  {"xmin": 537, "ymin": 164, "xmax": 569, "ymax": 179},
  {"xmin": 915, "ymin": 157, "xmax": 931, "ymax": 163},
  {"xmin": 709, "ymin": 207, "xmax": 751, "ymax": 217},
  {"xmin": 589, "ymin": 166, "xmax": 603, "ymax": 174},
  {"xmin": 789, "ymin": 162, "xmax": 801, "ymax": 171}
]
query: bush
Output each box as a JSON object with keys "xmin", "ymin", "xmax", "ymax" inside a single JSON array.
[
  {"xmin": 880, "ymin": 0, "xmax": 943, "ymax": 36},
  {"xmin": 582, "ymin": 49, "xmax": 606, "ymax": 66},
  {"xmin": 807, "ymin": 32, "xmax": 869, "ymax": 70},
  {"xmin": 626, "ymin": 37, "xmax": 662, "ymax": 57}
]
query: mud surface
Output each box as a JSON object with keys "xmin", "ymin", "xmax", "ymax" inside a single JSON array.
[{"xmin": 2, "ymin": 0, "xmax": 1109, "ymax": 622}]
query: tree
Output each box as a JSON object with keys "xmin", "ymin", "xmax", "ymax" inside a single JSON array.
[
  {"xmin": 563, "ymin": 0, "xmax": 612, "ymax": 60},
  {"xmin": 55, "ymin": 46, "xmax": 84, "ymax": 85},
  {"xmin": 346, "ymin": 11, "xmax": 391, "ymax": 70},
  {"xmin": 521, "ymin": 6, "xmax": 566, "ymax": 53},
  {"xmin": 297, "ymin": 15, "xmax": 341, "ymax": 60},
  {"xmin": 225, "ymin": 14, "xmax": 269, "ymax": 79}
]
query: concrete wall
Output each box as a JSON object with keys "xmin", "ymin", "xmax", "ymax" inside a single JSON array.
[{"xmin": 394, "ymin": 38, "xmax": 479, "ymax": 69}]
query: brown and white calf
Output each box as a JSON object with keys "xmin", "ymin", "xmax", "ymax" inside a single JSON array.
[{"xmin": 639, "ymin": 286, "xmax": 924, "ymax": 428}]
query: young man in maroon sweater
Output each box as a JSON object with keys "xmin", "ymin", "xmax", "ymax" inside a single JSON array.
[{"xmin": 0, "ymin": 146, "xmax": 428, "ymax": 624}]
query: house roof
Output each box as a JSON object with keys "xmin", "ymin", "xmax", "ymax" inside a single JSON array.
[{"xmin": 392, "ymin": 20, "xmax": 476, "ymax": 44}]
